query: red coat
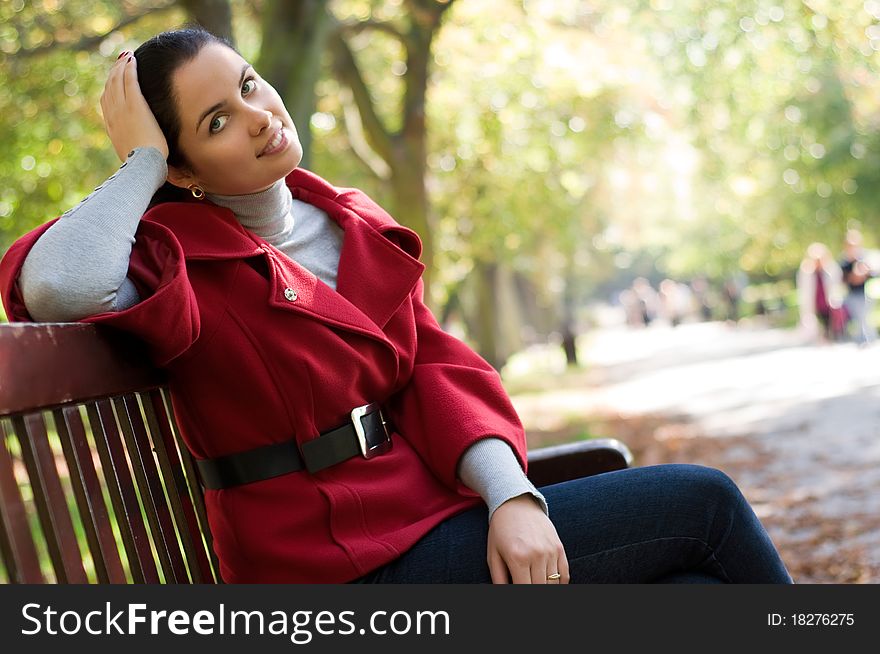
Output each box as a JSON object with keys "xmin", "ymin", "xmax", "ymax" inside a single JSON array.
[{"xmin": 0, "ymin": 169, "xmax": 528, "ymax": 582}]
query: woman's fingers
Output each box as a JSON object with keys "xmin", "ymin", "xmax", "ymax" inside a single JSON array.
[
  {"xmin": 100, "ymin": 52, "xmax": 169, "ymax": 162},
  {"xmin": 557, "ymin": 547, "xmax": 571, "ymax": 584},
  {"xmin": 531, "ymin": 559, "xmax": 550, "ymax": 584},
  {"xmin": 487, "ymin": 550, "xmax": 510, "ymax": 585},
  {"xmin": 101, "ymin": 54, "xmax": 128, "ymax": 113},
  {"xmin": 543, "ymin": 561, "xmax": 558, "ymax": 584},
  {"xmin": 544, "ymin": 553, "xmax": 570, "ymax": 584},
  {"xmin": 487, "ymin": 495, "xmax": 571, "ymax": 584},
  {"xmin": 123, "ymin": 54, "xmax": 140, "ymax": 101},
  {"xmin": 507, "ymin": 558, "xmax": 533, "ymax": 585}
]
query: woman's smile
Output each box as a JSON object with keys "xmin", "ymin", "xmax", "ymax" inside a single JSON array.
[{"xmin": 258, "ymin": 126, "xmax": 289, "ymax": 158}]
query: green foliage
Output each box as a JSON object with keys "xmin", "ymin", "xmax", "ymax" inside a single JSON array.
[
  {"xmin": 426, "ymin": 0, "xmax": 642, "ymax": 308},
  {"xmin": 0, "ymin": 1, "xmax": 187, "ymax": 252},
  {"xmin": 626, "ymin": 0, "xmax": 880, "ymax": 278}
]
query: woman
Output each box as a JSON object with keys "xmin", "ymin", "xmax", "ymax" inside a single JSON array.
[
  {"xmin": 797, "ymin": 242, "xmax": 844, "ymax": 343},
  {"xmin": 0, "ymin": 28, "xmax": 792, "ymax": 584}
]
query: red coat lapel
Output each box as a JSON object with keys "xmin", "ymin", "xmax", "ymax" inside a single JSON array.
[{"xmin": 287, "ymin": 169, "xmax": 425, "ymax": 329}]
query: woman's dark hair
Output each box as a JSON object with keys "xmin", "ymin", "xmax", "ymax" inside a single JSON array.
[{"xmin": 133, "ymin": 27, "xmax": 234, "ymax": 205}]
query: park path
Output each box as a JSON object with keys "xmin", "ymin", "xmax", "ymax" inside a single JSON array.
[{"xmin": 507, "ymin": 319, "xmax": 880, "ymax": 583}]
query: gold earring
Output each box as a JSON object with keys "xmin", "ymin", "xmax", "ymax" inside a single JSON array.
[{"xmin": 188, "ymin": 184, "xmax": 205, "ymax": 200}]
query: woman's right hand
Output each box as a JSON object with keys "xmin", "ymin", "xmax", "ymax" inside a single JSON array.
[
  {"xmin": 100, "ymin": 53, "xmax": 169, "ymax": 163},
  {"xmin": 486, "ymin": 494, "xmax": 570, "ymax": 584}
]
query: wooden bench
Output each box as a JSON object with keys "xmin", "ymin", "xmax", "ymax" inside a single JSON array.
[{"xmin": 0, "ymin": 322, "xmax": 632, "ymax": 584}]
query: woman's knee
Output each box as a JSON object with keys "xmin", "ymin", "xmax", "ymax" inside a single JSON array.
[
  {"xmin": 664, "ymin": 464, "xmax": 747, "ymax": 511},
  {"xmin": 540, "ymin": 463, "xmax": 749, "ymax": 522}
]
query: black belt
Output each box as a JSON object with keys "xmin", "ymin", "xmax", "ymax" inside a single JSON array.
[{"xmin": 196, "ymin": 403, "xmax": 393, "ymax": 490}]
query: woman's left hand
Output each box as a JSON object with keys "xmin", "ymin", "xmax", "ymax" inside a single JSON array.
[{"xmin": 487, "ymin": 494, "xmax": 570, "ymax": 584}]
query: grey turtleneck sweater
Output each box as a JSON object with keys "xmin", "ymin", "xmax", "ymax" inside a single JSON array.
[{"xmin": 18, "ymin": 146, "xmax": 546, "ymax": 520}]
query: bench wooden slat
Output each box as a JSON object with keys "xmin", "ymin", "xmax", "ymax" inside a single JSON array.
[
  {"xmin": 53, "ymin": 406, "xmax": 127, "ymax": 583},
  {"xmin": 12, "ymin": 413, "xmax": 88, "ymax": 583},
  {"xmin": 158, "ymin": 389, "xmax": 223, "ymax": 582},
  {"xmin": 0, "ymin": 477, "xmax": 18, "ymax": 582},
  {"xmin": 144, "ymin": 390, "xmax": 217, "ymax": 583},
  {"xmin": 114, "ymin": 393, "xmax": 188, "ymax": 583},
  {"xmin": 0, "ymin": 420, "xmax": 44, "ymax": 582},
  {"xmin": 87, "ymin": 400, "xmax": 159, "ymax": 583}
]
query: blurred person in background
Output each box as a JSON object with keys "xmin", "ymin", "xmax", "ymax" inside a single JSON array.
[
  {"xmin": 839, "ymin": 229, "xmax": 876, "ymax": 346},
  {"xmin": 658, "ymin": 278, "xmax": 689, "ymax": 327},
  {"xmin": 632, "ymin": 277, "xmax": 659, "ymax": 327},
  {"xmin": 722, "ymin": 273, "xmax": 746, "ymax": 324},
  {"xmin": 797, "ymin": 242, "xmax": 844, "ymax": 343}
]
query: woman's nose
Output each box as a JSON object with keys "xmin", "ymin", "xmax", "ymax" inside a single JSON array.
[{"xmin": 249, "ymin": 107, "xmax": 272, "ymax": 135}]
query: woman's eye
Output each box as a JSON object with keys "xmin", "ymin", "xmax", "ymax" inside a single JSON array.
[
  {"xmin": 209, "ymin": 115, "xmax": 229, "ymax": 134},
  {"xmin": 242, "ymin": 79, "xmax": 257, "ymax": 95}
]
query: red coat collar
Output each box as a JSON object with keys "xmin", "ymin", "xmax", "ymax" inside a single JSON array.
[
  {"xmin": 143, "ymin": 169, "xmax": 425, "ymax": 331},
  {"xmin": 143, "ymin": 168, "xmax": 421, "ymax": 257}
]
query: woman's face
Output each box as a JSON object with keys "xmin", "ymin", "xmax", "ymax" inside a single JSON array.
[{"xmin": 169, "ymin": 43, "xmax": 303, "ymax": 195}]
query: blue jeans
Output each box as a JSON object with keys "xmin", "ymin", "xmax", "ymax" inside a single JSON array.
[{"xmin": 353, "ymin": 464, "xmax": 793, "ymax": 583}]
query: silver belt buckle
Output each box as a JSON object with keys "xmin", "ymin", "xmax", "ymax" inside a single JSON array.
[{"xmin": 351, "ymin": 403, "xmax": 392, "ymax": 459}]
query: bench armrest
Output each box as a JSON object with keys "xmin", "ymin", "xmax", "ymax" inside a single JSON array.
[{"xmin": 526, "ymin": 439, "xmax": 633, "ymax": 487}]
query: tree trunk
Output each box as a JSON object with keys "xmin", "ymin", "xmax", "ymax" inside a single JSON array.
[
  {"xmin": 561, "ymin": 314, "xmax": 579, "ymax": 367},
  {"xmin": 256, "ymin": 0, "xmax": 333, "ymax": 169},
  {"xmin": 390, "ymin": 14, "xmax": 434, "ymax": 293},
  {"xmin": 330, "ymin": 0, "xmax": 457, "ymax": 308},
  {"xmin": 561, "ymin": 264, "xmax": 579, "ymax": 367},
  {"xmin": 473, "ymin": 260, "xmax": 502, "ymax": 370},
  {"xmin": 465, "ymin": 260, "xmax": 524, "ymax": 370},
  {"xmin": 389, "ymin": 152, "xmax": 434, "ymax": 295},
  {"xmin": 180, "ymin": 0, "xmax": 234, "ymax": 44}
]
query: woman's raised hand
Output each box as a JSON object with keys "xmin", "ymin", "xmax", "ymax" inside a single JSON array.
[{"xmin": 100, "ymin": 53, "xmax": 169, "ymax": 162}]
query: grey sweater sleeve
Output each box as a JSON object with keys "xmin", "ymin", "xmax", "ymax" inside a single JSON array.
[
  {"xmin": 457, "ymin": 437, "xmax": 549, "ymax": 521},
  {"xmin": 19, "ymin": 147, "xmax": 168, "ymax": 322}
]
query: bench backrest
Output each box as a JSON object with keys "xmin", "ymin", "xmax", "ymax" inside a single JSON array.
[{"xmin": 0, "ymin": 322, "xmax": 220, "ymax": 584}]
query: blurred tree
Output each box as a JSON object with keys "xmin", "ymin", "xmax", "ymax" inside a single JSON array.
[
  {"xmin": 327, "ymin": 0, "xmax": 459, "ymax": 299},
  {"xmin": 180, "ymin": 0, "xmax": 234, "ymax": 42},
  {"xmin": 0, "ymin": 0, "xmax": 187, "ymax": 253},
  {"xmin": 423, "ymin": 0, "xmax": 636, "ymax": 367},
  {"xmin": 257, "ymin": 0, "xmax": 333, "ymax": 169},
  {"xmin": 627, "ymin": 0, "xmax": 880, "ymax": 281}
]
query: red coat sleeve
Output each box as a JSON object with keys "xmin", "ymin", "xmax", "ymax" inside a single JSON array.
[
  {"xmin": 0, "ymin": 219, "xmax": 199, "ymax": 366},
  {"xmin": 387, "ymin": 278, "xmax": 528, "ymax": 492}
]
